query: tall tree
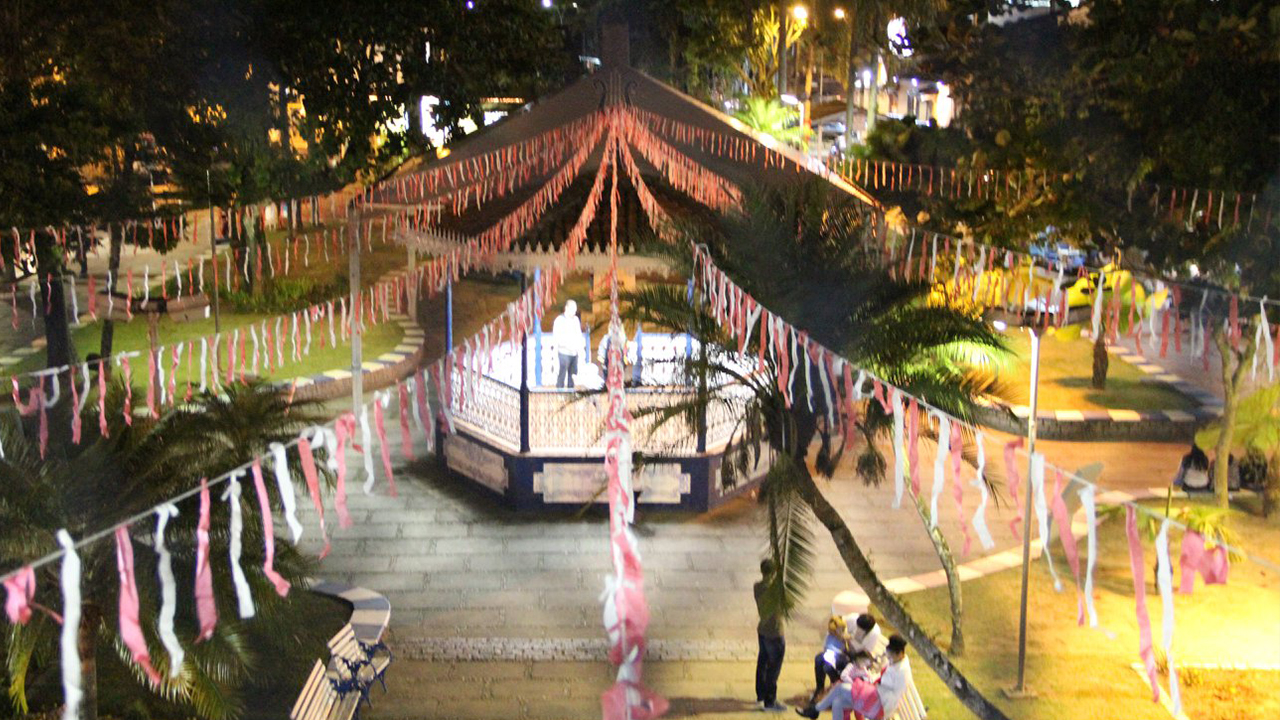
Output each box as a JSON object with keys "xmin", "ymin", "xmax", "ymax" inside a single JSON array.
[{"xmin": 623, "ymin": 179, "xmax": 1011, "ymax": 717}]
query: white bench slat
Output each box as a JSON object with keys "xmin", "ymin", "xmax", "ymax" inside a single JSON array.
[
  {"xmin": 291, "ymin": 660, "xmax": 336, "ymax": 720},
  {"xmin": 889, "ymin": 679, "xmax": 927, "ymax": 720}
]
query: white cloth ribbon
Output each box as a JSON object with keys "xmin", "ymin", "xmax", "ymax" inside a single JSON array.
[
  {"xmin": 929, "ymin": 412, "xmax": 950, "ymax": 528},
  {"xmin": 199, "ymin": 338, "xmax": 209, "ymax": 392},
  {"xmin": 1079, "ymin": 485, "xmax": 1099, "ymax": 627},
  {"xmin": 970, "ymin": 431, "xmax": 994, "ymax": 550},
  {"xmin": 57, "ymin": 530, "xmax": 83, "ymax": 720},
  {"xmin": 1030, "ymin": 452, "xmax": 1062, "ymax": 591},
  {"xmin": 154, "ymin": 504, "xmax": 185, "ymax": 677},
  {"xmin": 1156, "ymin": 519, "xmax": 1181, "ymax": 716},
  {"xmin": 1253, "ymin": 298, "xmax": 1273, "ymax": 381},
  {"xmin": 359, "ymin": 405, "xmax": 376, "ymax": 493},
  {"xmin": 891, "ymin": 389, "xmax": 906, "ymax": 509},
  {"xmin": 270, "ymin": 442, "xmax": 304, "ymax": 543},
  {"xmin": 221, "ymin": 472, "xmax": 255, "ymax": 619}
]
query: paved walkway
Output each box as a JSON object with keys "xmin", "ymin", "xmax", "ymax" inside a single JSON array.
[{"xmin": 295, "ymin": 416, "xmax": 1187, "ymax": 719}]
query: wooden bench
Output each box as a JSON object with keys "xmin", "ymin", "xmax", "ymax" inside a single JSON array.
[
  {"xmin": 889, "ymin": 679, "xmax": 928, "ymax": 720},
  {"xmin": 328, "ymin": 623, "xmax": 392, "ymax": 699},
  {"xmin": 289, "ymin": 660, "xmax": 337, "ymax": 720}
]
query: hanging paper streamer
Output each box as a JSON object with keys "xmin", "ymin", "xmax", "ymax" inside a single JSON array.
[
  {"xmin": 891, "ymin": 390, "xmax": 906, "ymax": 508},
  {"xmin": 372, "ymin": 391, "xmax": 399, "ymax": 497},
  {"xmin": 153, "ymin": 504, "xmax": 185, "ymax": 677},
  {"xmin": 929, "ymin": 412, "xmax": 950, "ymax": 528},
  {"xmin": 222, "ymin": 472, "xmax": 255, "ymax": 619},
  {"xmin": 1004, "ymin": 439, "xmax": 1025, "ymax": 540},
  {"xmin": 1078, "ymin": 485, "xmax": 1099, "ymax": 627},
  {"xmin": 1155, "ymin": 520, "xmax": 1182, "ymax": 716},
  {"xmin": 114, "ymin": 526, "xmax": 162, "ymax": 685},
  {"xmin": 907, "ymin": 398, "xmax": 921, "ymax": 500},
  {"xmin": 969, "ymin": 432, "xmax": 995, "ymax": 551},
  {"xmin": 194, "ymin": 479, "xmax": 218, "ymax": 641},
  {"xmin": 332, "ymin": 414, "xmax": 356, "ymax": 528},
  {"xmin": 57, "ymin": 529, "xmax": 83, "ymax": 720},
  {"xmin": 358, "ymin": 405, "xmax": 376, "ymax": 493},
  {"xmin": 1126, "ymin": 507, "xmax": 1160, "ymax": 703},
  {"xmin": 1029, "ymin": 452, "xmax": 1063, "ymax": 591},
  {"xmin": 269, "ymin": 442, "xmax": 304, "ymax": 543},
  {"xmin": 1179, "ymin": 530, "xmax": 1229, "ymax": 593},
  {"xmin": 3, "ymin": 566, "xmax": 35, "ymax": 625},
  {"xmin": 298, "ymin": 430, "xmax": 331, "ymax": 559},
  {"xmin": 250, "ymin": 461, "xmax": 291, "ymax": 597},
  {"xmin": 1049, "ymin": 471, "xmax": 1083, "ymax": 621}
]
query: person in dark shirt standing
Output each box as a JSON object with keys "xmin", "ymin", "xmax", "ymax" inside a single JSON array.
[{"xmin": 754, "ymin": 558, "xmax": 787, "ymax": 712}]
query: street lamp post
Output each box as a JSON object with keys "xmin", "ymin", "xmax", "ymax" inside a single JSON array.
[{"xmin": 835, "ymin": 7, "xmax": 856, "ymax": 149}]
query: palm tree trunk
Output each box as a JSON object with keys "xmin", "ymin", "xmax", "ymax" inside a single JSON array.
[
  {"xmin": 911, "ymin": 493, "xmax": 964, "ymax": 655},
  {"xmin": 1212, "ymin": 324, "xmax": 1256, "ymax": 508},
  {"xmin": 77, "ymin": 603, "xmax": 100, "ymax": 720},
  {"xmin": 792, "ymin": 465, "xmax": 1008, "ymax": 719}
]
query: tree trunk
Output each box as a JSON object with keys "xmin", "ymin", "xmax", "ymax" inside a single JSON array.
[
  {"xmin": 1212, "ymin": 323, "xmax": 1256, "ymax": 508},
  {"xmin": 1264, "ymin": 450, "xmax": 1279, "ymax": 519},
  {"xmin": 1091, "ymin": 329, "xmax": 1108, "ymax": 390},
  {"xmin": 99, "ymin": 224, "xmax": 124, "ymax": 361},
  {"xmin": 77, "ymin": 603, "xmax": 100, "ymax": 720},
  {"xmin": 36, "ymin": 245, "xmax": 72, "ymax": 370},
  {"xmin": 792, "ymin": 466, "xmax": 1009, "ymax": 719},
  {"xmin": 911, "ymin": 492, "xmax": 964, "ymax": 655}
]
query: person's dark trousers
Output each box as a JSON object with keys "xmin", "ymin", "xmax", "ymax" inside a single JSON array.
[
  {"xmin": 556, "ymin": 353, "xmax": 577, "ymax": 388},
  {"xmin": 811, "ymin": 652, "xmax": 846, "ymax": 699},
  {"xmin": 755, "ymin": 634, "xmax": 786, "ymax": 704}
]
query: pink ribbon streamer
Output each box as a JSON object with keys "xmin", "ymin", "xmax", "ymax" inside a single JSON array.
[
  {"xmin": 397, "ymin": 382, "xmax": 414, "ymax": 461},
  {"xmin": 146, "ymin": 351, "xmax": 158, "ymax": 418},
  {"xmin": 298, "ymin": 435, "xmax": 330, "ymax": 559},
  {"xmin": 3, "ymin": 566, "xmax": 35, "ymax": 625},
  {"xmin": 120, "ymin": 356, "xmax": 133, "ymax": 426},
  {"xmin": 1004, "ymin": 438, "xmax": 1025, "ymax": 540},
  {"xmin": 1126, "ymin": 507, "xmax": 1160, "ymax": 703},
  {"xmin": 98, "ymin": 366, "xmax": 109, "ymax": 438},
  {"xmin": 250, "ymin": 460, "xmax": 291, "ymax": 597},
  {"xmin": 333, "ymin": 414, "xmax": 356, "ymax": 528},
  {"xmin": 907, "ymin": 398, "xmax": 921, "ymax": 498},
  {"xmin": 114, "ymin": 527, "xmax": 161, "ymax": 684},
  {"xmin": 1049, "ymin": 471, "xmax": 1084, "ymax": 623},
  {"xmin": 194, "ymin": 479, "xmax": 217, "ymax": 642},
  {"xmin": 950, "ymin": 425, "xmax": 971, "ymax": 556},
  {"xmin": 1179, "ymin": 530, "xmax": 1229, "ymax": 594},
  {"xmin": 373, "ymin": 396, "xmax": 399, "ymax": 497}
]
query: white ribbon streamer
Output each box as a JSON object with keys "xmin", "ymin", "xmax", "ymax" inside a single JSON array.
[
  {"xmin": 930, "ymin": 412, "xmax": 949, "ymax": 528},
  {"xmin": 270, "ymin": 442, "xmax": 304, "ymax": 543},
  {"xmin": 221, "ymin": 472, "xmax": 255, "ymax": 619},
  {"xmin": 359, "ymin": 405, "xmax": 376, "ymax": 493},
  {"xmin": 57, "ymin": 530, "xmax": 83, "ymax": 720},
  {"xmin": 1079, "ymin": 485, "xmax": 1099, "ymax": 627},
  {"xmin": 1156, "ymin": 519, "xmax": 1181, "ymax": 716},
  {"xmin": 154, "ymin": 504, "xmax": 185, "ymax": 677},
  {"xmin": 970, "ymin": 431, "xmax": 994, "ymax": 550},
  {"xmin": 1030, "ymin": 452, "xmax": 1062, "ymax": 591}
]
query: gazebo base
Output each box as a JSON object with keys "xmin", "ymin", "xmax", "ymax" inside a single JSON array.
[{"xmin": 437, "ymin": 427, "xmax": 767, "ymax": 513}]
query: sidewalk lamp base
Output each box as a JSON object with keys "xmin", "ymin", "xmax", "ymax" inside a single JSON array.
[{"xmin": 1001, "ymin": 686, "xmax": 1038, "ymax": 700}]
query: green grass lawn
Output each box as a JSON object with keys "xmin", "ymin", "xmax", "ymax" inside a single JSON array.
[
  {"xmin": 12, "ymin": 313, "xmax": 405, "ymax": 384},
  {"xmin": 901, "ymin": 499, "xmax": 1280, "ymax": 719},
  {"xmin": 998, "ymin": 328, "xmax": 1197, "ymax": 411}
]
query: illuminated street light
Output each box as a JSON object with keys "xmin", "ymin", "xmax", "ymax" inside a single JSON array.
[
  {"xmin": 833, "ymin": 7, "xmax": 846, "ymax": 20},
  {"xmin": 791, "ymin": 4, "xmax": 809, "ymax": 22},
  {"xmin": 542, "ymin": 0, "xmax": 552, "ymax": 7}
]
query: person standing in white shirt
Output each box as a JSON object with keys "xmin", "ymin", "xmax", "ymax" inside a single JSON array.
[{"xmin": 552, "ymin": 300, "xmax": 585, "ymax": 388}]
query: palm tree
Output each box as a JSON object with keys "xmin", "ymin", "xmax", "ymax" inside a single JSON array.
[
  {"xmin": 0, "ymin": 380, "xmax": 329, "ymax": 719},
  {"xmin": 1197, "ymin": 383, "xmax": 1280, "ymax": 516},
  {"xmin": 620, "ymin": 178, "xmax": 1011, "ymax": 718},
  {"xmin": 734, "ymin": 96, "xmax": 807, "ymax": 149}
]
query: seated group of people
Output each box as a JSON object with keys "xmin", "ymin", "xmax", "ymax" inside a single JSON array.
[{"xmin": 796, "ymin": 614, "xmax": 912, "ymax": 720}]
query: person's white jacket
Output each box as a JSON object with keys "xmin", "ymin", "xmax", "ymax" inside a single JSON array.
[
  {"xmin": 552, "ymin": 312, "xmax": 584, "ymax": 357},
  {"xmin": 876, "ymin": 656, "xmax": 911, "ymax": 717}
]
